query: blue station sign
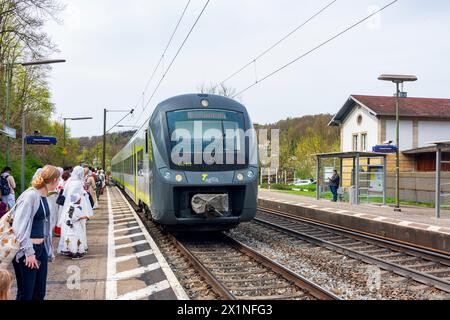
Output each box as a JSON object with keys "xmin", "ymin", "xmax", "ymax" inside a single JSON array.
[
  {"xmin": 372, "ymin": 145, "xmax": 398, "ymax": 153},
  {"xmin": 26, "ymin": 136, "xmax": 58, "ymax": 146}
]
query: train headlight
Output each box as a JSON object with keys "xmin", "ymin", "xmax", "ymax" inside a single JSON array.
[
  {"xmin": 201, "ymin": 99, "xmax": 209, "ymax": 108},
  {"xmin": 175, "ymin": 174, "xmax": 183, "ymax": 182},
  {"xmin": 247, "ymin": 170, "xmax": 255, "ymax": 179},
  {"xmin": 163, "ymin": 171, "xmax": 172, "ymax": 180},
  {"xmin": 236, "ymin": 173, "xmax": 244, "ymax": 181}
]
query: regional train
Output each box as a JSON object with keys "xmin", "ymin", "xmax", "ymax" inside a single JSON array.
[{"xmin": 111, "ymin": 94, "xmax": 259, "ymax": 231}]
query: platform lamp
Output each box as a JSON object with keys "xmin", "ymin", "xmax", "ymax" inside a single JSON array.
[
  {"xmin": 62, "ymin": 117, "xmax": 93, "ymax": 167},
  {"xmin": 378, "ymin": 74, "xmax": 418, "ymax": 212},
  {"xmin": 19, "ymin": 59, "xmax": 66, "ymax": 193}
]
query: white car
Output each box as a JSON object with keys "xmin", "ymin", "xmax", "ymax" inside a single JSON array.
[{"xmin": 292, "ymin": 179, "xmax": 315, "ymax": 186}]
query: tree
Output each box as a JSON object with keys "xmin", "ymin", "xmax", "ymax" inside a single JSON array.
[{"xmin": 197, "ymin": 82, "xmax": 241, "ymax": 101}]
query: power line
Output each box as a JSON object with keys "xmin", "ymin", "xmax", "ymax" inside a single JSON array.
[
  {"xmin": 139, "ymin": 0, "xmax": 191, "ymax": 103},
  {"xmin": 131, "ymin": 0, "xmax": 192, "ymax": 124},
  {"xmin": 214, "ymin": 0, "xmax": 338, "ymax": 90},
  {"xmin": 135, "ymin": 0, "xmax": 211, "ymax": 132},
  {"xmin": 233, "ymin": 0, "xmax": 399, "ymax": 98}
]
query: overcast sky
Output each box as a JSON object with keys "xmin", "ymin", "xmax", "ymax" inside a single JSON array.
[{"xmin": 44, "ymin": 0, "xmax": 450, "ymax": 138}]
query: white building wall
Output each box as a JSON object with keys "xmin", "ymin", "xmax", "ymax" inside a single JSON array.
[
  {"xmin": 385, "ymin": 120, "xmax": 413, "ymax": 151},
  {"xmin": 418, "ymin": 121, "xmax": 450, "ymax": 147},
  {"xmin": 342, "ymin": 105, "xmax": 379, "ymax": 152}
]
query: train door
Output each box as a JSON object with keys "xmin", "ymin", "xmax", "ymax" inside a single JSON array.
[{"xmin": 135, "ymin": 145, "xmax": 145, "ymax": 205}]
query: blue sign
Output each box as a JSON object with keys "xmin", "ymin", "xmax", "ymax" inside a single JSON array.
[
  {"xmin": 373, "ymin": 145, "xmax": 398, "ymax": 153},
  {"xmin": 26, "ymin": 136, "xmax": 58, "ymax": 146}
]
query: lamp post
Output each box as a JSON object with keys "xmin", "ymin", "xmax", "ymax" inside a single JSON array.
[
  {"xmin": 102, "ymin": 108, "xmax": 134, "ymax": 172},
  {"xmin": 62, "ymin": 117, "xmax": 93, "ymax": 167},
  {"xmin": 378, "ymin": 74, "xmax": 418, "ymax": 212},
  {"xmin": 18, "ymin": 59, "xmax": 66, "ymax": 193}
]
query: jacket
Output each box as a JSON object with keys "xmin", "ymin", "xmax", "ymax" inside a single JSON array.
[{"xmin": 11, "ymin": 188, "xmax": 52, "ymax": 262}]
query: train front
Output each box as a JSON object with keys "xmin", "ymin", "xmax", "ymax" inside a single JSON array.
[{"xmin": 149, "ymin": 94, "xmax": 259, "ymax": 231}]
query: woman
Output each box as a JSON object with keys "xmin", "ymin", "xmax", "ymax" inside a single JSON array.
[
  {"xmin": 53, "ymin": 170, "xmax": 71, "ymax": 237},
  {"xmin": 84, "ymin": 168, "xmax": 98, "ymax": 210},
  {"xmin": 58, "ymin": 166, "xmax": 93, "ymax": 255},
  {"xmin": 47, "ymin": 168, "xmax": 64, "ymax": 238},
  {"xmin": 11, "ymin": 165, "xmax": 61, "ymax": 300}
]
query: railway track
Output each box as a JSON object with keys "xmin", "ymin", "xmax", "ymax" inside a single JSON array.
[
  {"xmin": 256, "ymin": 207, "xmax": 450, "ymax": 293},
  {"xmin": 122, "ymin": 194, "xmax": 338, "ymax": 300},
  {"xmin": 170, "ymin": 232, "xmax": 339, "ymax": 300}
]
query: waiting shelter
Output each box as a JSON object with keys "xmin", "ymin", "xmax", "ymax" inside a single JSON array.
[
  {"xmin": 315, "ymin": 151, "xmax": 387, "ymax": 205},
  {"xmin": 431, "ymin": 141, "xmax": 450, "ymax": 218}
]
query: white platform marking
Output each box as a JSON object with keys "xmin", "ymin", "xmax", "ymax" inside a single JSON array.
[
  {"xmin": 115, "ymin": 280, "xmax": 171, "ymax": 300},
  {"xmin": 115, "ymin": 250, "xmax": 154, "ymax": 263},
  {"xmin": 105, "ymin": 188, "xmax": 118, "ymax": 300},
  {"xmin": 112, "ymin": 263, "xmax": 161, "ymax": 281},
  {"xmin": 115, "ymin": 232, "xmax": 145, "ymax": 241},
  {"xmin": 114, "ymin": 226, "xmax": 140, "ymax": 234},
  {"xmin": 115, "ymin": 240, "xmax": 149, "ymax": 250},
  {"xmin": 116, "ymin": 187, "xmax": 189, "ymax": 300}
]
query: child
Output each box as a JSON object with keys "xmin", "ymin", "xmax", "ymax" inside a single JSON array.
[
  {"xmin": 0, "ymin": 269, "xmax": 13, "ymax": 300},
  {"xmin": 62, "ymin": 193, "xmax": 89, "ymax": 260}
]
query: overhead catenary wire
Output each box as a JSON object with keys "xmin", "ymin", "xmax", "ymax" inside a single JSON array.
[
  {"xmin": 214, "ymin": 0, "xmax": 338, "ymax": 90},
  {"xmin": 138, "ymin": 0, "xmax": 191, "ymax": 104},
  {"xmin": 130, "ymin": 0, "xmax": 192, "ymax": 126},
  {"xmin": 232, "ymin": 0, "xmax": 399, "ymax": 98},
  {"xmin": 134, "ymin": 0, "xmax": 211, "ymax": 133}
]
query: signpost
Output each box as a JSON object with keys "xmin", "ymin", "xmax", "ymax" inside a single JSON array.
[
  {"xmin": 372, "ymin": 145, "xmax": 398, "ymax": 153},
  {"xmin": 25, "ymin": 136, "xmax": 58, "ymax": 146}
]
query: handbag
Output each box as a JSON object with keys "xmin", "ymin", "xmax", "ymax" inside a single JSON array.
[
  {"xmin": 56, "ymin": 189, "xmax": 66, "ymax": 206},
  {"xmin": 0, "ymin": 202, "xmax": 20, "ymax": 269}
]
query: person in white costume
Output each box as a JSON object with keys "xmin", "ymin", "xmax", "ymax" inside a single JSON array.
[
  {"xmin": 61, "ymin": 193, "xmax": 88, "ymax": 259},
  {"xmin": 57, "ymin": 166, "xmax": 93, "ymax": 255}
]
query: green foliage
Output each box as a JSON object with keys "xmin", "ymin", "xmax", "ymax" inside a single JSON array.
[
  {"xmin": 258, "ymin": 114, "xmax": 340, "ymax": 178},
  {"xmin": 0, "ymin": 152, "xmax": 43, "ymax": 195}
]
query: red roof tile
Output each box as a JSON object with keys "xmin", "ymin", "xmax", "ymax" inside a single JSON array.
[{"xmin": 352, "ymin": 95, "xmax": 450, "ymax": 119}]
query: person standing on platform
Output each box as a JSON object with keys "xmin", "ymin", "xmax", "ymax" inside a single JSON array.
[
  {"xmin": 11, "ymin": 165, "xmax": 61, "ymax": 301},
  {"xmin": 328, "ymin": 170, "xmax": 340, "ymax": 202},
  {"xmin": 61, "ymin": 193, "xmax": 89, "ymax": 259},
  {"xmin": 1, "ymin": 167, "xmax": 16, "ymax": 209},
  {"xmin": 84, "ymin": 167, "xmax": 98, "ymax": 210},
  {"xmin": 58, "ymin": 166, "xmax": 92, "ymax": 256},
  {"xmin": 54, "ymin": 170, "xmax": 71, "ymax": 237}
]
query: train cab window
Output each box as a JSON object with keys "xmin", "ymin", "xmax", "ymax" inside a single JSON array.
[{"xmin": 167, "ymin": 109, "xmax": 247, "ymax": 170}]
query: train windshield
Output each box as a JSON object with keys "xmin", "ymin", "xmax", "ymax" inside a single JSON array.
[{"xmin": 167, "ymin": 109, "xmax": 248, "ymax": 170}]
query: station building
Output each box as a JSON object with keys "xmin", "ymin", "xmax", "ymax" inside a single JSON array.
[{"xmin": 329, "ymin": 94, "xmax": 450, "ymax": 203}]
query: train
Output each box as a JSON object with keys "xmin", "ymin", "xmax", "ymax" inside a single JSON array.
[{"xmin": 111, "ymin": 93, "xmax": 259, "ymax": 231}]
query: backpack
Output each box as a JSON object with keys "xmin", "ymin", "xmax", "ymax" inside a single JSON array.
[
  {"xmin": 0, "ymin": 202, "xmax": 20, "ymax": 269},
  {"xmin": 0, "ymin": 174, "xmax": 11, "ymax": 196}
]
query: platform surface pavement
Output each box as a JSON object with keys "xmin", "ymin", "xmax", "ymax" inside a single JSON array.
[
  {"xmin": 259, "ymin": 189, "xmax": 450, "ymax": 235},
  {"xmin": 9, "ymin": 187, "xmax": 188, "ymax": 300}
]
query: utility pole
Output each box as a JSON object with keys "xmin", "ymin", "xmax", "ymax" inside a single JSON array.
[
  {"xmin": 5, "ymin": 65, "xmax": 12, "ymax": 166},
  {"xmin": 103, "ymin": 108, "xmax": 107, "ymax": 171}
]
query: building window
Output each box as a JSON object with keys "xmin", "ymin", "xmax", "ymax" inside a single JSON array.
[
  {"xmin": 361, "ymin": 133, "xmax": 367, "ymax": 151},
  {"xmin": 352, "ymin": 134, "xmax": 358, "ymax": 151}
]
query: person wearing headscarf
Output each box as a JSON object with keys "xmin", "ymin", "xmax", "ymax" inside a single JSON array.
[
  {"xmin": 57, "ymin": 166, "xmax": 93, "ymax": 255},
  {"xmin": 53, "ymin": 170, "xmax": 71, "ymax": 237},
  {"xmin": 46, "ymin": 168, "xmax": 64, "ymax": 239},
  {"xmin": 60, "ymin": 193, "xmax": 89, "ymax": 259}
]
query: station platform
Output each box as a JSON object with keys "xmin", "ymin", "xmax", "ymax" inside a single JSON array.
[
  {"xmin": 259, "ymin": 189, "xmax": 450, "ymax": 254},
  {"xmin": 10, "ymin": 187, "xmax": 188, "ymax": 300}
]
